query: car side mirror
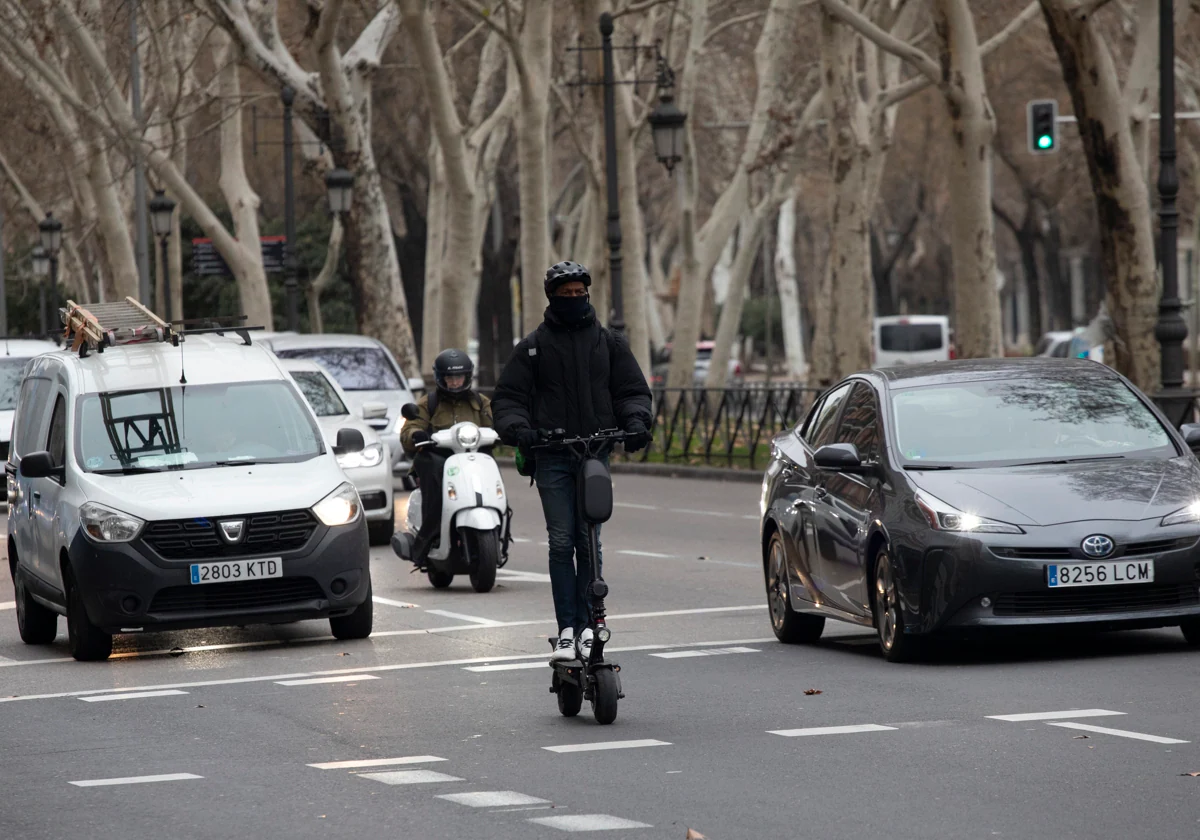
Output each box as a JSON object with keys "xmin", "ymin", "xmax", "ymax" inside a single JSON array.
[
  {"xmin": 813, "ymin": 443, "xmax": 866, "ymax": 472},
  {"xmin": 407, "ymin": 377, "xmax": 426, "ymax": 393},
  {"xmin": 20, "ymin": 451, "xmax": 63, "ymax": 480},
  {"xmin": 334, "ymin": 428, "xmax": 365, "ymax": 456},
  {"xmin": 400, "ymin": 403, "xmax": 420, "ymax": 421},
  {"xmin": 361, "ymin": 402, "xmax": 388, "ymax": 421},
  {"xmin": 1182, "ymin": 424, "xmax": 1200, "ymax": 450}
]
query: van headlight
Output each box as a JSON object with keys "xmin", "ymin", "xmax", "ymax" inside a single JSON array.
[
  {"xmin": 313, "ymin": 482, "xmax": 361, "ymax": 526},
  {"xmin": 80, "ymin": 502, "xmax": 145, "ymax": 543},
  {"xmin": 456, "ymin": 423, "xmax": 480, "ymax": 448},
  {"xmin": 338, "ymin": 442, "xmax": 383, "ymax": 469}
]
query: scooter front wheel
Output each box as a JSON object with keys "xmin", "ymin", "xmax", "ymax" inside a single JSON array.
[{"xmin": 592, "ymin": 668, "xmax": 619, "ymax": 725}]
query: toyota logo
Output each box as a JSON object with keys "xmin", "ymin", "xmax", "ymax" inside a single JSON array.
[{"xmin": 1081, "ymin": 535, "xmax": 1114, "ymax": 558}]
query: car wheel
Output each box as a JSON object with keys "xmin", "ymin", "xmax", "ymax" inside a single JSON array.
[
  {"xmin": 1181, "ymin": 619, "xmax": 1200, "ymax": 646},
  {"xmin": 872, "ymin": 549, "xmax": 922, "ymax": 663},
  {"xmin": 14, "ymin": 567, "xmax": 57, "ymax": 645},
  {"xmin": 330, "ymin": 576, "xmax": 374, "ymax": 640},
  {"xmin": 765, "ymin": 531, "xmax": 824, "ymax": 644},
  {"xmin": 368, "ymin": 514, "xmax": 395, "ymax": 547},
  {"xmin": 65, "ymin": 568, "xmax": 112, "ymax": 661}
]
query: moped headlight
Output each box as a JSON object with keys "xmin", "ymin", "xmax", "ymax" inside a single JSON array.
[
  {"xmin": 338, "ymin": 442, "xmax": 383, "ymax": 469},
  {"xmin": 80, "ymin": 502, "xmax": 145, "ymax": 543},
  {"xmin": 313, "ymin": 482, "xmax": 361, "ymax": 526},
  {"xmin": 456, "ymin": 423, "xmax": 480, "ymax": 448}
]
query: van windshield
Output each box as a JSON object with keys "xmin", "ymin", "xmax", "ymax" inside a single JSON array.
[
  {"xmin": 880, "ymin": 323, "xmax": 945, "ymax": 352},
  {"xmin": 0, "ymin": 358, "xmax": 29, "ymax": 410},
  {"xmin": 274, "ymin": 347, "xmax": 403, "ymax": 391},
  {"xmin": 74, "ymin": 381, "xmax": 324, "ymax": 473}
]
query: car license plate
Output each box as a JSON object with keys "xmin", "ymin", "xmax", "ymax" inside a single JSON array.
[
  {"xmin": 1047, "ymin": 560, "xmax": 1154, "ymax": 588},
  {"xmin": 189, "ymin": 558, "xmax": 282, "ymax": 585}
]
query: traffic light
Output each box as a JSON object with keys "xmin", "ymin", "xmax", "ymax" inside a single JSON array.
[{"xmin": 1027, "ymin": 99, "xmax": 1058, "ymax": 154}]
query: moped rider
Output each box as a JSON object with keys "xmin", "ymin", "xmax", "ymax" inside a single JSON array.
[
  {"xmin": 493, "ymin": 262, "xmax": 652, "ymax": 663},
  {"xmin": 400, "ymin": 348, "xmax": 492, "ymax": 569}
]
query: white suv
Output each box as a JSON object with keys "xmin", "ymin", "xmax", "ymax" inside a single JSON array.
[{"xmin": 6, "ymin": 328, "xmax": 373, "ymax": 661}]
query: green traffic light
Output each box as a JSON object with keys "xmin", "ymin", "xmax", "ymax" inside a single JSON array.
[{"xmin": 1037, "ymin": 135, "xmax": 1053, "ymax": 149}]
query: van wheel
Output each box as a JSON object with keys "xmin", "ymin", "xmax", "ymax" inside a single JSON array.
[
  {"xmin": 65, "ymin": 569, "xmax": 112, "ymax": 661},
  {"xmin": 330, "ymin": 577, "xmax": 374, "ymax": 640},
  {"xmin": 469, "ymin": 532, "xmax": 499, "ymax": 593},
  {"xmin": 14, "ymin": 568, "xmax": 57, "ymax": 645}
]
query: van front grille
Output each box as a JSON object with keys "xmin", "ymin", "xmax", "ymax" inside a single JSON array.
[{"xmin": 143, "ymin": 510, "xmax": 317, "ymax": 560}]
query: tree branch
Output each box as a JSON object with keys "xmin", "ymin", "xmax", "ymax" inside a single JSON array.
[
  {"xmin": 818, "ymin": 0, "xmax": 940, "ymax": 84},
  {"xmin": 703, "ymin": 10, "xmax": 766, "ymax": 46},
  {"xmin": 342, "ymin": 2, "xmax": 401, "ymax": 74},
  {"xmin": 1077, "ymin": 0, "xmax": 1119, "ymax": 18},
  {"xmin": 613, "ymin": 0, "xmax": 675, "ymax": 20}
]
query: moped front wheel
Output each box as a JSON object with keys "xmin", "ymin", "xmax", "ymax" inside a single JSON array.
[{"xmin": 469, "ymin": 531, "xmax": 499, "ymax": 593}]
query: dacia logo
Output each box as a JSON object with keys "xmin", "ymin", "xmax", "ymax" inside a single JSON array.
[
  {"xmin": 1081, "ymin": 535, "xmax": 1114, "ymax": 558},
  {"xmin": 218, "ymin": 519, "xmax": 246, "ymax": 544}
]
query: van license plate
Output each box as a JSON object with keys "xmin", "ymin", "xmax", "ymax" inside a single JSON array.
[
  {"xmin": 190, "ymin": 559, "xmax": 282, "ymax": 585},
  {"xmin": 1047, "ymin": 561, "xmax": 1154, "ymax": 588}
]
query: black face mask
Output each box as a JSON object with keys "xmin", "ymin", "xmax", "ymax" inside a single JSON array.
[{"xmin": 549, "ymin": 295, "xmax": 591, "ymax": 324}]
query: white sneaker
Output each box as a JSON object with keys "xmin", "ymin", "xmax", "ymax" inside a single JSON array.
[
  {"xmin": 576, "ymin": 627, "xmax": 594, "ymax": 661},
  {"xmin": 550, "ymin": 627, "xmax": 575, "ymax": 662}
]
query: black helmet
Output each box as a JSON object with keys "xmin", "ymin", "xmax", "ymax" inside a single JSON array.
[
  {"xmin": 433, "ymin": 348, "xmax": 473, "ymax": 394},
  {"xmin": 544, "ymin": 261, "xmax": 592, "ymax": 297}
]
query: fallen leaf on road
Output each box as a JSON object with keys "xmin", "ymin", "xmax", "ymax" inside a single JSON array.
[
  {"xmin": 196, "ymin": 705, "xmax": 205, "ymax": 709},
  {"xmin": 339, "ymin": 652, "xmax": 351, "ymax": 656},
  {"xmin": 1181, "ymin": 772, "xmax": 1200, "ymax": 777},
  {"xmin": 686, "ymin": 830, "xmax": 707, "ymax": 839},
  {"xmin": 804, "ymin": 689, "xmax": 822, "ymax": 696},
  {"xmin": 1073, "ymin": 735, "xmax": 1089, "ymax": 739}
]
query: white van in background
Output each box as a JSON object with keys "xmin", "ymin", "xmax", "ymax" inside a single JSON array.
[{"xmin": 873, "ymin": 316, "xmax": 953, "ymax": 367}]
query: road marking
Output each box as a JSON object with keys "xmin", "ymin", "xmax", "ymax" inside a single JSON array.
[
  {"xmin": 668, "ymin": 507, "xmax": 736, "ymax": 518},
  {"xmin": 618, "ymin": 550, "xmax": 673, "ymax": 558},
  {"xmin": 0, "ymin": 600, "xmax": 14, "ymax": 610},
  {"xmin": 424, "ymin": 609, "xmax": 503, "ymax": 626},
  {"xmin": 275, "ymin": 674, "xmax": 380, "ymax": 686},
  {"xmin": 373, "ymin": 596, "xmax": 420, "ymax": 608},
  {"xmin": 359, "ymin": 770, "xmax": 464, "ymax": 785},
  {"xmin": 0, "ymin": 635, "xmax": 777, "ymax": 703},
  {"xmin": 496, "ymin": 569, "xmax": 553, "ymax": 583},
  {"xmin": 741, "ymin": 514, "xmax": 759, "ymax": 520},
  {"xmin": 494, "ymin": 805, "xmax": 554, "ymax": 812},
  {"xmin": 512, "ymin": 537, "xmax": 532, "ymax": 543},
  {"xmin": 464, "ymin": 662, "xmax": 547, "ymax": 673},
  {"xmin": 308, "ymin": 756, "xmax": 446, "ymax": 770},
  {"xmin": 614, "ymin": 502, "xmax": 659, "ymax": 510},
  {"xmin": 987, "ymin": 709, "xmax": 1125, "ymax": 722},
  {"xmin": 543, "ymin": 739, "xmax": 671, "ymax": 754},
  {"xmin": 529, "ymin": 814, "xmax": 652, "ymax": 831},
  {"xmin": 650, "ymin": 646, "xmax": 759, "ymax": 659},
  {"xmin": 438, "ymin": 791, "xmax": 550, "ymax": 808},
  {"xmin": 1046, "ymin": 722, "xmax": 1189, "ymax": 744},
  {"xmin": 769, "ymin": 724, "xmax": 897, "ymax": 737},
  {"xmin": 79, "ymin": 690, "xmax": 188, "ymax": 702},
  {"xmin": 70, "ymin": 773, "xmax": 202, "ymax": 787}
]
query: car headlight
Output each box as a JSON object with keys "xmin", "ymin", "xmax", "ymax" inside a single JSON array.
[
  {"xmin": 1161, "ymin": 500, "xmax": 1200, "ymax": 527},
  {"xmin": 338, "ymin": 442, "xmax": 384, "ymax": 469},
  {"xmin": 80, "ymin": 502, "xmax": 145, "ymax": 543},
  {"xmin": 915, "ymin": 491, "xmax": 1023, "ymax": 534},
  {"xmin": 313, "ymin": 482, "xmax": 361, "ymax": 526},
  {"xmin": 456, "ymin": 423, "xmax": 480, "ymax": 448}
]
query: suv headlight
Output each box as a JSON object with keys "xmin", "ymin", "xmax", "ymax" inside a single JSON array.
[
  {"xmin": 338, "ymin": 442, "xmax": 384, "ymax": 469},
  {"xmin": 915, "ymin": 491, "xmax": 1023, "ymax": 534},
  {"xmin": 80, "ymin": 502, "xmax": 145, "ymax": 543},
  {"xmin": 456, "ymin": 423, "xmax": 480, "ymax": 448},
  {"xmin": 1161, "ymin": 501, "xmax": 1200, "ymax": 527},
  {"xmin": 313, "ymin": 482, "xmax": 361, "ymax": 526}
]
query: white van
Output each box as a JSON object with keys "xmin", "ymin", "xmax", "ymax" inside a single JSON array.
[
  {"xmin": 873, "ymin": 316, "xmax": 953, "ymax": 367},
  {"xmin": 0, "ymin": 338, "xmax": 61, "ymax": 485},
  {"xmin": 6, "ymin": 302, "xmax": 373, "ymax": 661}
]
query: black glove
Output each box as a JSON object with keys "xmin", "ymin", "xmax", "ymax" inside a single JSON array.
[
  {"xmin": 516, "ymin": 428, "xmax": 544, "ymax": 451},
  {"xmin": 411, "ymin": 430, "xmax": 431, "ymax": 444},
  {"xmin": 623, "ymin": 423, "xmax": 651, "ymax": 453}
]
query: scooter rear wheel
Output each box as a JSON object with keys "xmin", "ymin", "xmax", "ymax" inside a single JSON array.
[
  {"xmin": 592, "ymin": 668, "xmax": 619, "ymax": 725},
  {"xmin": 554, "ymin": 671, "xmax": 582, "ymax": 717},
  {"xmin": 428, "ymin": 570, "xmax": 454, "ymax": 588}
]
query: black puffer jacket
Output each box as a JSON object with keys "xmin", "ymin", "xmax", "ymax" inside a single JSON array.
[{"xmin": 492, "ymin": 305, "xmax": 652, "ymax": 443}]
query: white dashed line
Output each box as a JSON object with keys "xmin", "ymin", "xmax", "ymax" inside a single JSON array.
[
  {"xmin": 359, "ymin": 770, "xmax": 464, "ymax": 785},
  {"xmin": 0, "ymin": 600, "xmax": 14, "ymax": 610},
  {"xmin": 543, "ymin": 739, "xmax": 671, "ymax": 754},
  {"xmin": 618, "ymin": 550, "xmax": 673, "ymax": 558},
  {"xmin": 769, "ymin": 724, "xmax": 897, "ymax": 737},
  {"xmin": 613, "ymin": 502, "xmax": 659, "ymax": 511},
  {"xmin": 438, "ymin": 791, "xmax": 550, "ymax": 807},
  {"xmin": 308, "ymin": 756, "xmax": 446, "ymax": 770},
  {"xmin": 650, "ymin": 646, "xmax": 759, "ymax": 659},
  {"xmin": 529, "ymin": 814, "xmax": 652, "ymax": 831},
  {"xmin": 79, "ymin": 690, "xmax": 189, "ymax": 702},
  {"xmin": 373, "ymin": 596, "xmax": 420, "ymax": 608},
  {"xmin": 1046, "ymin": 722, "xmax": 1189, "ymax": 744},
  {"xmin": 495, "ymin": 569, "xmax": 553, "ymax": 583},
  {"xmin": 464, "ymin": 662, "xmax": 548, "ymax": 673},
  {"xmin": 70, "ymin": 773, "xmax": 202, "ymax": 787},
  {"xmin": 275, "ymin": 674, "xmax": 380, "ymax": 686},
  {"xmin": 424, "ymin": 610, "xmax": 503, "ymax": 626},
  {"xmin": 986, "ymin": 709, "xmax": 1124, "ymax": 722},
  {"xmin": 668, "ymin": 508, "xmax": 735, "ymax": 518}
]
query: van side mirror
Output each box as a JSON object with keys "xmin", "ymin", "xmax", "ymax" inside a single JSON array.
[
  {"xmin": 813, "ymin": 443, "xmax": 866, "ymax": 472},
  {"xmin": 400, "ymin": 403, "xmax": 420, "ymax": 421},
  {"xmin": 1182, "ymin": 424, "xmax": 1200, "ymax": 451},
  {"xmin": 333, "ymin": 428, "xmax": 365, "ymax": 456},
  {"xmin": 20, "ymin": 451, "xmax": 63, "ymax": 480},
  {"xmin": 361, "ymin": 402, "xmax": 388, "ymax": 421}
]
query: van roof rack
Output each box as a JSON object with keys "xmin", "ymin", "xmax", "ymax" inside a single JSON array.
[{"xmin": 61, "ymin": 299, "xmax": 265, "ymax": 355}]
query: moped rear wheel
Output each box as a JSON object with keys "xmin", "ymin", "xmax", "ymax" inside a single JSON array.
[{"xmin": 428, "ymin": 569, "xmax": 454, "ymax": 589}]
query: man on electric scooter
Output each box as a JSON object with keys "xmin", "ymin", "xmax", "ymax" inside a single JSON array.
[
  {"xmin": 493, "ymin": 262, "xmax": 653, "ymax": 664},
  {"xmin": 400, "ymin": 348, "xmax": 493, "ymax": 569}
]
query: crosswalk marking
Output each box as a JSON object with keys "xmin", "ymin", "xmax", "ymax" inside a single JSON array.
[
  {"xmin": 275, "ymin": 674, "xmax": 379, "ymax": 686},
  {"xmin": 1046, "ymin": 722, "xmax": 1189, "ymax": 744},
  {"xmin": 70, "ymin": 773, "xmax": 202, "ymax": 787},
  {"xmin": 359, "ymin": 770, "xmax": 464, "ymax": 785},
  {"xmin": 986, "ymin": 709, "xmax": 1124, "ymax": 722},
  {"xmin": 80, "ymin": 690, "xmax": 189, "ymax": 702},
  {"xmin": 543, "ymin": 739, "xmax": 670, "ymax": 754},
  {"xmin": 650, "ymin": 646, "xmax": 758, "ymax": 659},
  {"xmin": 769, "ymin": 724, "xmax": 897, "ymax": 737},
  {"xmin": 308, "ymin": 756, "xmax": 446, "ymax": 770},
  {"xmin": 438, "ymin": 791, "xmax": 550, "ymax": 808},
  {"xmin": 529, "ymin": 814, "xmax": 652, "ymax": 831}
]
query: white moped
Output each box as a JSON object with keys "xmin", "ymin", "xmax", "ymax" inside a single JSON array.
[{"xmin": 390, "ymin": 406, "xmax": 512, "ymax": 592}]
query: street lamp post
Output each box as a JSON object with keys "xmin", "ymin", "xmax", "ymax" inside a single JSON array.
[
  {"xmin": 282, "ymin": 86, "xmax": 299, "ymax": 333},
  {"xmin": 32, "ymin": 245, "xmax": 48, "ymax": 337},
  {"xmin": 149, "ymin": 189, "xmax": 177, "ymax": 323},
  {"xmin": 38, "ymin": 212, "xmax": 62, "ymax": 338}
]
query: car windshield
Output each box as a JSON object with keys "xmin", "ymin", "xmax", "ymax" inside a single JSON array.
[
  {"xmin": 0, "ymin": 358, "xmax": 29, "ymax": 410},
  {"xmin": 891, "ymin": 376, "xmax": 1175, "ymax": 467},
  {"xmin": 292, "ymin": 371, "xmax": 348, "ymax": 417},
  {"xmin": 75, "ymin": 381, "xmax": 324, "ymax": 473},
  {"xmin": 880, "ymin": 324, "xmax": 944, "ymax": 352},
  {"xmin": 274, "ymin": 347, "xmax": 403, "ymax": 391}
]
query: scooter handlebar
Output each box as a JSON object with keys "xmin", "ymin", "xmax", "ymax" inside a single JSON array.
[{"xmin": 531, "ymin": 428, "xmax": 626, "ymax": 451}]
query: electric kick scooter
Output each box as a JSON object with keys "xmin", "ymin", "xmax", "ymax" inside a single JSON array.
[{"xmin": 534, "ymin": 429, "xmax": 626, "ymax": 725}]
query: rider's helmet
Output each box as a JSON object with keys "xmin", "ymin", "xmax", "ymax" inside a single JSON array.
[
  {"xmin": 544, "ymin": 261, "xmax": 591, "ymax": 297},
  {"xmin": 433, "ymin": 348, "xmax": 474, "ymax": 395}
]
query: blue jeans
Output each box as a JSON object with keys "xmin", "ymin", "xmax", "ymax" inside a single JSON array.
[{"xmin": 535, "ymin": 452, "xmax": 604, "ymax": 634}]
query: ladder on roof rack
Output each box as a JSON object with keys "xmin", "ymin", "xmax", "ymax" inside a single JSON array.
[{"xmin": 61, "ymin": 297, "xmax": 174, "ymax": 355}]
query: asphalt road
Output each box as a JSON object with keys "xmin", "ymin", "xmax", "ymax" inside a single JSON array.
[{"xmin": 2, "ymin": 469, "xmax": 1198, "ymax": 839}]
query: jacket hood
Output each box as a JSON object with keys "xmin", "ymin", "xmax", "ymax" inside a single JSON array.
[{"xmin": 906, "ymin": 456, "xmax": 1200, "ymax": 526}]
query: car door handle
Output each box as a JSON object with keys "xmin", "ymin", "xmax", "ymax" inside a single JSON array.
[{"xmin": 32, "ymin": 491, "xmax": 41, "ymax": 500}]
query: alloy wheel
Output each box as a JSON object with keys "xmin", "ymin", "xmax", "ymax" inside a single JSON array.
[
  {"xmin": 767, "ymin": 539, "xmax": 788, "ymax": 632},
  {"xmin": 876, "ymin": 553, "xmax": 899, "ymax": 651}
]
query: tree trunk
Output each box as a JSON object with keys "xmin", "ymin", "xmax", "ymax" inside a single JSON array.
[
  {"xmin": 706, "ymin": 201, "xmax": 768, "ymax": 387},
  {"xmin": 775, "ymin": 194, "xmax": 806, "ymax": 378},
  {"xmin": 422, "ymin": 138, "xmax": 447, "ymax": 367},
  {"xmin": 517, "ymin": 1, "xmax": 553, "ymax": 334},
  {"xmin": 307, "ymin": 218, "xmax": 344, "ymax": 334},
  {"xmin": 1039, "ymin": 0, "xmax": 1159, "ymax": 389}
]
